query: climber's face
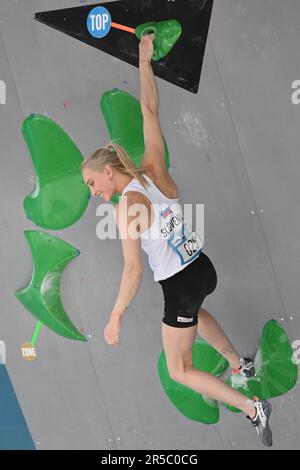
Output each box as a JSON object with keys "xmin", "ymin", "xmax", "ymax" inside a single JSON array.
[{"xmin": 83, "ymin": 166, "xmax": 115, "ymax": 202}]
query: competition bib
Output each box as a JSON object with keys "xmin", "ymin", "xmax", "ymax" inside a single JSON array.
[
  {"xmin": 168, "ymin": 222, "xmax": 203, "ymax": 265},
  {"xmin": 160, "ymin": 204, "xmax": 203, "ymax": 266}
]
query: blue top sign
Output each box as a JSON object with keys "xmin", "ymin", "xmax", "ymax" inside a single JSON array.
[{"xmin": 87, "ymin": 6, "xmax": 111, "ymax": 39}]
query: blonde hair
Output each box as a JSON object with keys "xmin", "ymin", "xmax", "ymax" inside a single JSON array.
[{"xmin": 81, "ymin": 141, "xmax": 149, "ymax": 190}]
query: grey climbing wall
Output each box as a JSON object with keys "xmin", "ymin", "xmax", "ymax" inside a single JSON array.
[{"xmin": 0, "ymin": 0, "xmax": 299, "ymax": 450}]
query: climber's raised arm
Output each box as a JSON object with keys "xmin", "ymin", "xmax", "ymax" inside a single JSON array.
[{"xmin": 139, "ymin": 34, "xmax": 167, "ymax": 176}]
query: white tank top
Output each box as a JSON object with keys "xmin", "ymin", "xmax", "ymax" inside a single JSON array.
[{"xmin": 121, "ymin": 174, "xmax": 203, "ymax": 282}]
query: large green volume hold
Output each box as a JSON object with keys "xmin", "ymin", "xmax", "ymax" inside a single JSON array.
[
  {"xmin": 158, "ymin": 340, "xmax": 229, "ymax": 424},
  {"xmin": 15, "ymin": 231, "xmax": 86, "ymax": 342},
  {"xmin": 100, "ymin": 89, "xmax": 170, "ymax": 205},
  {"xmin": 136, "ymin": 20, "xmax": 182, "ymax": 61},
  {"xmin": 22, "ymin": 114, "xmax": 90, "ymax": 230},
  {"xmin": 225, "ymin": 320, "xmax": 298, "ymax": 413}
]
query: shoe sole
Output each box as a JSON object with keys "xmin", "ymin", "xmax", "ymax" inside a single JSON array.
[{"xmin": 259, "ymin": 402, "xmax": 273, "ymax": 447}]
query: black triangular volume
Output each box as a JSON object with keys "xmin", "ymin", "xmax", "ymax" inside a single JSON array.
[{"xmin": 34, "ymin": 0, "xmax": 214, "ymax": 93}]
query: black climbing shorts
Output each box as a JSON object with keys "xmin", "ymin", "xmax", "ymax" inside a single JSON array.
[{"xmin": 158, "ymin": 252, "xmax": 218, "ymax": 329}]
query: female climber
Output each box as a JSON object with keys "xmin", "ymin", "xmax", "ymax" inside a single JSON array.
[{"xmin": 81, "ymin": 33, "xmax": 273, "ymax": 447}]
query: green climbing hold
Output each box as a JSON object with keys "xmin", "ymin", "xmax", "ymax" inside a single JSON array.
[
  {"xmin": 100, "ymin": 89, "xmax": 170, "ymax": 204},
  {"xmin": 158, "ymin": 340, "xmax": 229, "ymax": 424},
  {"xmin": 136, "ymin": 20, "xmax": 182, "ymax": 61},
  {"xmin": 22, "ymin": 114, "xmax": 90, "ymax": 230},
  {"xmin": 158, "ymin": 320, "xmax": 298, "ymax": 422},
  {"xmin": 225, "ymin": 320, "xmax": 298, "ymax": 413},
  {"xmin": 15, "ymin": 231, "xmax": 86, "ymax": 342}
]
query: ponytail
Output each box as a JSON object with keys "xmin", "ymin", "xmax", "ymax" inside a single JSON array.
[{"xmin": 82, "ymin": 141, "xmax": 149, "ymax": 190}]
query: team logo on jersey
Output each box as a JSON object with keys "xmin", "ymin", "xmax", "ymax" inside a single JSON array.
[{"xmin": 160, "ymin": 206, "xmax": 174, "ymax": 219}]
